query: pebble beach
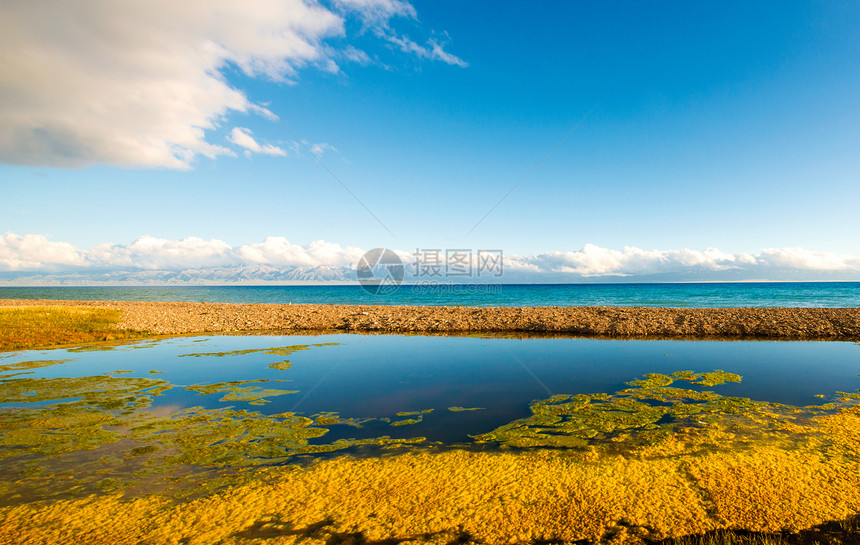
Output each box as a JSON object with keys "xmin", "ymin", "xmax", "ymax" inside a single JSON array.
[{"xmin": 3, "ymin": 299, "xmax": 860, "ymax": 340}]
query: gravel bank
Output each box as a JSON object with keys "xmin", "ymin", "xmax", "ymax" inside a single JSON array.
[{"xmin": 2, "ymin": 299, "xmax": 860, "ymax": 340}]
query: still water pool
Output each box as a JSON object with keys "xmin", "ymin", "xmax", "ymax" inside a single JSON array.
[
  {"xmin": 3, "ymin": 334, "xmax": 859, "ymax": 440},
  {"xmin": 1, "ymin": 333, "xmax": 859, "ymax": 504}
]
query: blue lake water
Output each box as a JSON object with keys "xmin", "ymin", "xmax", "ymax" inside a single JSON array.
[
  {"xmin": 3, "ymin": 282, "xmax": 860, "ymax": 307},
  {"xmin": 3, "ymin": 334, "xmax": 859, "ymax": 445}
]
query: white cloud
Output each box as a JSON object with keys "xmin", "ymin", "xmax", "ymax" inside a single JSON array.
[
  {"xmin": 5, "ymin": 235, "xmax": 858, "ymax": 282},
  {"xmin": 0, "ymin": 0, "xmax": 340, "ymax": 169},
  {"xmin": 334, "ymin": 0, "xmax": 417, "ymax": 26},
  {"xmin": 385, "ymin": 34, "xmax": 468, "ymax": 67},
  {"xmin": 505, "ymin": 245, "xmax": 742, "ymax": 277},
  {"xmin": 0, "ymin": 0, "xmax": 464, "ymax": 169},
  {"xmin": 228, "ymin": 127, "xmax": 287, "ymax": 157},
  {"xmin": 757, "ymin": 247, "xmax": 860, "ymax": 271},
  {"xmin": 0, "ymin": 233, "xmax": 364, "ymax": 272},
  {"xmin": 341, "ymin": 46, "xmax": 374, "ymax": 65},
  {"xmin": 334, "ymin": 0, "xmax": 466, "ymax": 67},
  {"xmin": 87, "ymin": 236, "xmax": 234, "ymax": 270},
  {"xmin": 503, "ymin": 244, "xmax": 860, "ymax": 278},
  {"xmin": 309, "ymin": 142, "xmax": 338, "ymax": 157},
  {"xmin": 237, "ymin": 237, "xmax": 364, "ymax": 267},
  {"xmin": 0, "ymin": 233, "xmax": 86, "ymax": 270}
]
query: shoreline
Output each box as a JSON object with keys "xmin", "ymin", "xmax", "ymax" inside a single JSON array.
[{"xmin": 2, "ymin": 299, "xmax": 860, "ymax": 341}]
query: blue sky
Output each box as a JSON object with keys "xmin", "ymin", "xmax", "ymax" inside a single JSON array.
[{"xmin": 1, "ymin": 0, "xmax": 859, "ymax": 281}]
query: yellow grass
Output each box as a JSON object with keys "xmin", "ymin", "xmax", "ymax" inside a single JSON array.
[
  {"xmin": 0, "ymin": 306, "xmax": 151, "ymax": 351},
  {"xmin": 3, "ymin": 408, "xmax": 860, "ymax": 544}
]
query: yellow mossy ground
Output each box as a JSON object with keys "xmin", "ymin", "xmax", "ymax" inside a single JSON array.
[
  {"xmin": 3, "ymin": 408, "xmax": 860, "ymax": 545},
  {"xmin": 0, "ymin": 307, "xmax": 150, "ymax": 351}
]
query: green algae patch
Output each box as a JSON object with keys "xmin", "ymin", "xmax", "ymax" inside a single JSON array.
[
  {"xmin": 627, "ymin": 372, "xmax": 676, "ymax": 388},
  {"xmin": 312, "ymin": 412, "xmax": 370, "ymax": 427},
  {"xmin": 179, "ymin": 342, "xmax": 339, "ymax": 365},
  {"xmin": 0, "ymin": 375, "xmax": 172, "ymax": 408},
  {"xmin": 629, "ymin": 370, "xmax": 740, "ymax": 389},
  {"xmin": 0, "ymin": 405, "xmax": 122, "ymax": 460},
  {"xmin": 184, "ymin": 380, "xmax": 298, "ymax": 405},
  {"xmin": 177, "ymin": 342, "xmax": 339, "ymax": 373},
  {"xmin": 0, "ymin": 375, "xmax": 172, "ymax": 470},
  {"xmin": 184, "ymin": 379, "xmax": 268, "ymax": 394},
  {"xmin": 692, "ymin": 370, "xmax": 742, "ymax": 387},
  {"xmin": 390, "ymin": 409, "xmax": 434, "ymax": 426},
  {"xmin": 293, "ymin": 436, "xmax": 427, "ymax": 455},
  {"xmin": 66, "ymin": 345, "xmax": 121, "ymax": 353},
  {"xmin": 127, "ymin": 408, "xmax": 332, "ymax": 467},
  {"xmin": 313, "ymin": 411, "xmax": 344, "ymax": 426},
  {"xmin": 472, "ymin": 369, "xmax": 836, "ymax": 455},
  {"xmin": 448, "ymin": 406, "xmax": 485, "ymax": 412},
  {"xmin": 0, "ymin": 359, "xmax": 73, "ymax": 373},
  {"xmin": 220, "ymin": 388, "xmax": 299, "ymax": 405},
  {"xmin": 178, "ymin": 343, "xmax": 338, "ymax": 358},
  {"xmin": 0, "ymin": 366, "xmax": 433, "ymax": 504},
  {"xmin": 391, "ymin": 417, "xmax": 422, "ymax": 426},
  {"xmin": 128, "ymin": 445, "xmax": 159, "ymax": 457},
  {"xmin": 395, "ymin": 409, "xmax": 434, "ymax": 417}
]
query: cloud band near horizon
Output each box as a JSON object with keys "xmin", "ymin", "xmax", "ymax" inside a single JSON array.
[{"xmin": 2, "ymin": 233, "xmax": 859, "ymax": 282}]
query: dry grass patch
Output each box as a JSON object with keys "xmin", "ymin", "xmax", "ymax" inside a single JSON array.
[{"xmin": 0, "ymin": 306, "xmax": 152, "ymax": 351}]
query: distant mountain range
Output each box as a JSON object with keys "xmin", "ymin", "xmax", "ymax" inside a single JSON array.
[
  {"xmin": 0, "ymin": 263, "xmax": 856, "ymax": 286},
  {"xmin": 0, "ymin": 265, "xmax": 358, "ymax": 286}
]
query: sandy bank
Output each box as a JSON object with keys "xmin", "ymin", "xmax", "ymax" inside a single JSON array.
[{"xmin": 2, "ymin": 299, "xmax": 860, "ymax": 340}]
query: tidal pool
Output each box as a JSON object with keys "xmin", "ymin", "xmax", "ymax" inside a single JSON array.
[
  {"xmin": 2, "ymin": 334, "xmax": 860, "ymax": 543},
  {"xmin": 3, "ymin": 334, "xmax": 858, "ymax": 444}
]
